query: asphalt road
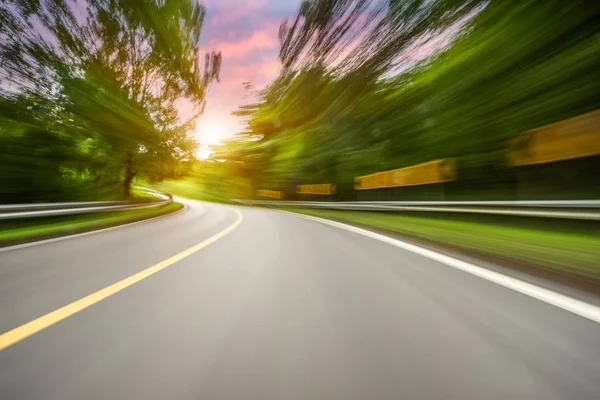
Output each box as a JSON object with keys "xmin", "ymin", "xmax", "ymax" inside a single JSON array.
[{"xmin": 1, "ymin": 200, "xmax": 599, "ymax": 399}]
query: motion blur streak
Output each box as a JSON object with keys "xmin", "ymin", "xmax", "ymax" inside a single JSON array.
[
  {"xmin": 288, "ymin": 210, "xmax": 600, "ymax": 324},
  {"xmin": 0, "ymin": 0, "xmax": 221, "ymax": 203},
  {"xmin": 0, "ymin": 207, "xmax": 242, "ymax": 351},
  {"xmin": 2, "ymin": 0, "xmax": 600, "ymax": 399},
  {"xmin": 1, "ymin": 201, "xmax": 600, "ymax": 399},
  {"xmin": 218, "ymin": 0, "xmax": 600, "ymax": 203}
]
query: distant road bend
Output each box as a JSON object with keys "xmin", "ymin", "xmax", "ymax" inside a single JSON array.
[{"xmin": 0, "ymin": 199, "xmax": 599, "ymax": 399}]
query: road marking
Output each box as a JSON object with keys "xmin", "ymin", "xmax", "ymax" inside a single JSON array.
[
  {"xmin": 285, "ymin": 211, "xmax": 600, "ymax": 324},
  {"xmin": 0, "ymin": 208, "xmax": 243, "ymax": 351},
  {"xmin": 0, "ymin": 201, "xmax": 196, "ymax": 254}
]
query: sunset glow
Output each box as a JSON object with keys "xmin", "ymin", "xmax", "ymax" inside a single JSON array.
[
  {"xmin": 200, "ymin": 123, "xmax": 222, "ymax": 145},
  {"xmin": 193, "ymin": 0, "xmax": 294, "ymax": 148}
]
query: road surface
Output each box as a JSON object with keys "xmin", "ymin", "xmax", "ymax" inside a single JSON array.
[{"xmin": 1, "ymin": 200, "xmax": 599, "ymax": 399}]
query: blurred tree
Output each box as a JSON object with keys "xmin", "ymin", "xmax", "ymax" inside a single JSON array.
[
  {"xmin": 0, "ymin": 0, "xmax": 221, "ymax": 201},
  {"xmin": 227, "ymin": 0, "xmax": 600, "ymax": 200}
]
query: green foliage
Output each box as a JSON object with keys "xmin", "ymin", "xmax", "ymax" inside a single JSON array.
[
  {"xmin": 0, "ymin": 0, "xmax": 221, "ymax": 202},
  {"xmin": 226, "ymin": 0, "xmax": 600, "ymax": 199},
  {"xmin": 147, "ymin": 160, "xmax": 234, "ymax": 203}
]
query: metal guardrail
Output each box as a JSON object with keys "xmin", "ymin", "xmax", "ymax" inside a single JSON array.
[
  {"xmin": 0, "ymin": 201, "xmax": 131, "ymax": 212},
  {"xmin": 0, "ymin": 189, "xmax": 172, "ymax": 220},
  {"xmin": 233, "ymin": 200, "xmax": 600, "ymax": 221}
]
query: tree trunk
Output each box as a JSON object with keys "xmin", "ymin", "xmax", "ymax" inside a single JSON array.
[{"xmin": 123, "ymin": 154, "xmax": 136, "ymax": 199}]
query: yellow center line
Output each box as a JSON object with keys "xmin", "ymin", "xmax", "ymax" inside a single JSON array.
[{"xmin": 0, "ymin": 208, "xmax": 244, "ymax": 352}]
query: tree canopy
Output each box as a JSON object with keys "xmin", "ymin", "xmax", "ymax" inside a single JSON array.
[
  {"xmin": 0, "ymin": 0, "xmax": 221, "ymax": 201},
  {"xmin": 225, "ymin": 0, "xmax": 600, "ymax": 200}
]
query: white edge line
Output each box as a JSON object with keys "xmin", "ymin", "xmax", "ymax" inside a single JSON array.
[
  {"xmin": 280, "ymin": 210, "xmax": 600, "ymax": 325},
  {"xmin": 0, "ymin": 202, "xmax": 191, "ymax": 254}
]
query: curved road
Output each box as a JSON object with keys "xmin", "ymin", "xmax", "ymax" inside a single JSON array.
[{"xmin": 0, "ymin": 200, "xmax": 599, "ymax": 399}]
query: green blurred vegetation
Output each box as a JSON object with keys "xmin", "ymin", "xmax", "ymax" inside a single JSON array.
[
  {"xmin": 0, "ymin": 201, "xmax": 183, "ymax": 245},
  {"xmin": 0, "ymin": 0, "xmax": 220, "ymax": 203},
  {"xmin": 146, "ymin": 160, "xmax": 245, "ymax": 203},
  {"xmin": 287, "ymin": 208, "xmax": 600, "ymax": 281},
  {"xmin": 220, "ymin": 0, "xmax": 600, "ymax": 200},
  {"xmin": 129, "ymin": 188, "xmax": 162, "ymax": 202},
  {"xmin": 150, "ymin": 179, "xmax": 228, "ymax": 203}
]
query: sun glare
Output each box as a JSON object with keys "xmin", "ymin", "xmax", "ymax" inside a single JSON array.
[
  {"xmin": 195, "ymin": 117, "xmax": 239, "ymax": 160},
  {"xmin": 196, "ymin": 144, "xmax": 213, "ymax": 160},
  {"xmin": 201, "ymin": 123, "xmax": 222, "ymax": 145},
  {"xmin": 196, "ymin": 122, "xmax": 221, "ymax": 160}
]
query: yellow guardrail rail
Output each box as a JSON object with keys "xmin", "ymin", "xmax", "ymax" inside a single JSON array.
[
  {"xmin": 256, "ymin": 189, "xmax": 285, "ymax": 199},
  {"xmin": 297, "ymin": 183, "xmax": 337, "ymax": 195},
  {"xmin": 508, "ymin": 109, "xmax": 600, "ymax": 166},
  {"xmin": 354, "ymin": 159, "xmax": 456, "ymax": 190}
]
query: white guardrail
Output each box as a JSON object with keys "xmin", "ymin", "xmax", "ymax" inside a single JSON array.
[
  {"xmin": 0, "ymin": 189, "xmax": 172, "ymax": 220},
  {"xmin": 233, "ymin": 200, "xmax": 600, "ymax": 221}
]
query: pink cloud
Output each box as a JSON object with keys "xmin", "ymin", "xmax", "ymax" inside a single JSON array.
[
  {"xmin": 214, "ymin": 30, "xmax": 278, "ymax": 59},
  {"xmin": 183, "ymin": 0, "xmax": 294, "ymax": 144},
  {"xmin": 201, "ymin": 19, "xmax": 281, "ymax": 58},
  {"xmin": 222, "ymin": 58, "xmax": 281, "ymax": 89},
  {"xmin": 257, "ymin": 59, "xmax": 281, "ymax": 78},
  {"xmin": 193, "ymin": 56, "xmax": 281, "ymax": 142},
  {"xmin": 206, "ymin": 0, "xmax": 267, "ymax": 27}
]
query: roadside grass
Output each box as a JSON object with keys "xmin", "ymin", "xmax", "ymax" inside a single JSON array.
[
  {"xmin": 148, "ymin": 178, "xmax": 231, "ymax": 203},
  {"xmin": 129, "ymin": 187, "xmax": 161, "ymax": 202},
  {"xmin": 0, "ymin": 201, "xmax": 183, "ymax": 246},
  {"xmin": 284, "ymin": 208, "xmax": 600, "ymax": 281}
]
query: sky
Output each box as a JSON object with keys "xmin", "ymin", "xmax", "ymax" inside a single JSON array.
[{"xmin": 189, "ymin": 0, "xmax": 300, "ymax": 157}]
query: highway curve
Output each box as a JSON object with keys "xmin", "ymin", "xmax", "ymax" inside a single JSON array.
[{"xmin": 0, "ymin": 200, "xmax": 599, "ymax": 399}]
